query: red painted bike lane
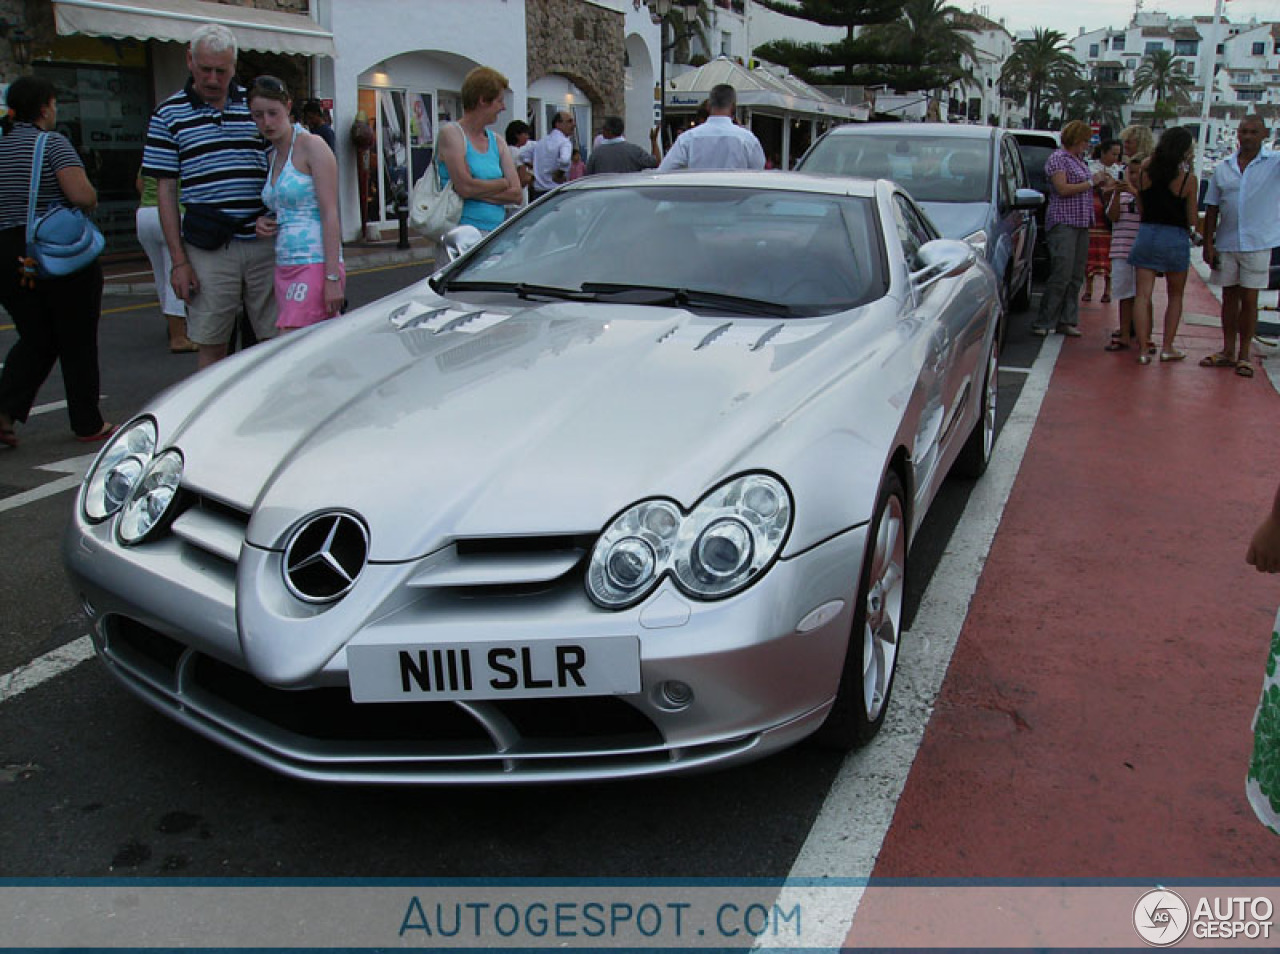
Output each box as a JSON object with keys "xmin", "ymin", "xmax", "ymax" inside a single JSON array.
[{"xmin": 864, "ymin": 271, "xmax": 1280, "ymax": 885}]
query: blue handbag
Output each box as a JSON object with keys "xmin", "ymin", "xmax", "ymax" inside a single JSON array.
[{"xmin": 25, "ymin": 132, "xmax": 105, "ymax": 279}]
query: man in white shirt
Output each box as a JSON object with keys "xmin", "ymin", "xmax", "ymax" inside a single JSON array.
[
  {"xmin": 1201, "ymin": 114, "xmax": 1280, "ymax": 377},
  {"xmin": 531, "ymin": 111, "xmax": 575, "ymax": 199},
  {"xmin": 658, "ymin": 84, "xmax": 765, "ymax": 172}
]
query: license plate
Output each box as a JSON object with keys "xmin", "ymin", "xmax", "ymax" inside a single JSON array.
[{"xmin": 347, "ymin": 637, "xmax": 641, "ymax": 703}]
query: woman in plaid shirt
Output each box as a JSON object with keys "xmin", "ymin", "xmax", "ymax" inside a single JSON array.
[{"xmin": 1032, "ymin": 121, "xmax": 1113, "ymax": 337}]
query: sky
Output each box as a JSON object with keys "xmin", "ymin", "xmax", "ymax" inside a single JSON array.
[{"xmin": 973, "ymin": 0, "xmax": 1280, "ymax": 39}]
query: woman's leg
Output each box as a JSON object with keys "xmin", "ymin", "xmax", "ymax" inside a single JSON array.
[
  {"xmin": 1133, "ymin": 267, "xmax": 1156, "ymax": 358},
  {"xmin": 1036, "ymin": 225, "xmax": 1075, "ymax": 332},
  {"xmin": 1161, "ymin": 269, "xmax": 1189, "ymax": 356},
  {"xmin": 48, "ymin": 263, "xmax": 107, "ymax": 437},
  {"xmin": 0, "ymin": 229, "xmax": 59, "ymax": 430},
  {"xmin": 1057, "ymin": 227, "xmax": 1090, "ymax": 330}
]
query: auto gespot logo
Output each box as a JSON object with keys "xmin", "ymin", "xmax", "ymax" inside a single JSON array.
[{"xmin": 1133, "ymin": 888, "xmax": 1274, "ymax": 946}]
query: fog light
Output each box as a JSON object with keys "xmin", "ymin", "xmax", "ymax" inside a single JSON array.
[{"xmin": 657, "ymin": 680, "xmax": 694, "ymax": 710}]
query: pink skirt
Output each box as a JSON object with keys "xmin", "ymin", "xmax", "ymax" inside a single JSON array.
[{"xmin": 275, "ymin": 262, "xmax": 345, "ymax": 330}]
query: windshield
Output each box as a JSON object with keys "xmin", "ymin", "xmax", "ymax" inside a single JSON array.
[
  {"xmin": 800, "ymin": 134, "xmax": 992, "ymax": 204},
  {"xmin": 438, "ymin": 185, "xmax": 886, "ymax": 317}
]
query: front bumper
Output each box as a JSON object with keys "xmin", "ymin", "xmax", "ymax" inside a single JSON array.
[{"xmin": 65, "ymin": 502, "xmax": 866, "ymax": 784}]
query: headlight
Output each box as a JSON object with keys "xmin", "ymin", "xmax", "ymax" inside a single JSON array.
[
  {"xmin": 82, "ymin": 418, "xmax": 157, "ymax": 522},
  {"xmin": 116, "ymin": 449, "xmax": 184, "ymax": 545},
  {"xmin": 587, "ymin": 473, "xmax": 792, "ymax": 609},
  {"xmin": 962, "ymin": 229, "xmax": 987, "ymax": 258}
]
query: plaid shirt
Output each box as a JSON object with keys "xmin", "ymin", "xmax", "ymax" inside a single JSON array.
[{"xmin": 1044, "ymin": 149, "xmax": 1093, "ymax": 230}]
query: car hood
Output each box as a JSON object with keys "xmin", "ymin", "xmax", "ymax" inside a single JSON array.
[
  {"xmin": 153, "ymin": 286, "xmax": 890, "ymax": 560},
  {"xmin": 917, "ymin": 201, "xmax": 989, "ymax": 243}
]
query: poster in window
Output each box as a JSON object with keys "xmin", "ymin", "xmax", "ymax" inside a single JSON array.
[
  {"xmin": 378, "ymin": 88, "xmax": 408, "ymax": 218},
  {"xmin": 409, "ymin": 91, "xmax": 434, "ymax": 188}
]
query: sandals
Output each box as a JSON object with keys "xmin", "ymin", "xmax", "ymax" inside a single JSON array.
[
  {"xmin": 1200, "ymin": 352, "xmax": 1235, "ymax": 368},
  {"xmin": 1081, "ymin": 293, "xmax": 1092, "ymax": 302},
  {"xmin": 1104, "ymin": 339, "xmax": 1130, "ymax": 351},
  {"xmin": 1159, "ymin": 350, "xmax": 1187, "ymax": 362},
  {"xmin": 168, "ymin": 339, "xmax": 198, "ymax": 354},
  {"xmin": 1237, "ymin": 360, "xmax": 1256, "ymax": 378},
  {"xmin": 1100, "ymin": 294, "xmax": 1111, "ymax": 303},
  {"xmin": 1137, "ymin": 354, "xmax": 1152, "ymax": 365}
]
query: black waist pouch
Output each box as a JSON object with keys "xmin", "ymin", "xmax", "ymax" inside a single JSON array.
[{"xmin": 182, "ymin": 204, "xmax": 242, "ymax": 250}]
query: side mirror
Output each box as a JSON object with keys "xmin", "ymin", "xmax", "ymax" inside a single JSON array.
[
  {"xmin": 440, "ymin": 225, "xmax": 484, "ymax": 262},
  {"xmin": 910, "ymin": 238, "xmax": 975, "ymax": 291},
  {"xmin": 1012, "ymin": 187, "xmax": 1045, "ymax": 211}
]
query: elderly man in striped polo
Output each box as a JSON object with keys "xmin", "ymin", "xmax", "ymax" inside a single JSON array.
[{"xmin": 143, "ymin": 24, "xmax": 275, "ymax": 369}]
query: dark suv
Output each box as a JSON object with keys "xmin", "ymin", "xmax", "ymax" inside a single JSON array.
[{"xmin": 1010, "ymin": 130, "xmax": 1060, "ymax": 280}]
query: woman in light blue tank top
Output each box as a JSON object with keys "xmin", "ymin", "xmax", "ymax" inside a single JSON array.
[
  {"xmin": 249, "ymin": 77, "xmax": 345, "ymax": 329},
  {"xmin": 435, "ymin": 66, "xmax": 523, "ymax": 236}
]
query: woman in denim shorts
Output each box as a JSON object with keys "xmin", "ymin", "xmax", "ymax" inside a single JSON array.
[{"xmin": 1128, "ymin": 126, "xmax": 1199, "ymax": 364}]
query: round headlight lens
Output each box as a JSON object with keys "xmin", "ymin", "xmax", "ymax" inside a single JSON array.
[
  {"xmin": 605, "ymin": 538, "xmax": 657, "ymax": 591},
  {"xmin": 692, "ymin": 518, "xmax": 754, "ymax": 582},
  {"xmin": 83, "ymin": 418, "xmax": 157, "ymax": 522},
  {"xmin": 117, "ymin": 449, "xmax": 184, "ymax": 545}
]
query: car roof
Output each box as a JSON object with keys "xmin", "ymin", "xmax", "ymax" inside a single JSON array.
[
  {"xmin": 1011, "ymin": 129, "xmax": 1060, "ymax": 145},
  {"xmin": 561, "ymin": 169, "xmax": 880, "ymax": 199},
  {"xmin": 822, "ymin": 122, "xmax": 1001, "ymax": 141}
]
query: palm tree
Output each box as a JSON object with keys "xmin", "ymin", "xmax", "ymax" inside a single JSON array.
[
  {"xmin": 999, "ymin": 28, "xmax": 1080, "ymax": 128},
  {"xmin": 860, "ymin": 0, "xmax": 978, "ymax": 94},
  {"xmin": 1130, "ymin": 49, "xmax": 1194, "ymax": 114},
  {"xmin": 1082, "ymin": 69, "xmax": 1127, "ymax": 132}
]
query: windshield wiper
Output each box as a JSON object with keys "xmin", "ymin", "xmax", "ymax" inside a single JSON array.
[
  {"xmin": 579, "ymin": 283, "xmax": 794, "ymax": 317},
  {"xmin": 437, "ymin": 280, "xmax": 593, "ymax": 302}
]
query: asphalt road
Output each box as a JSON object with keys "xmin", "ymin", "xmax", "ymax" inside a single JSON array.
[{"xmin": 0, "ymin": 261, "xmax": 1040, "ymax": 878}]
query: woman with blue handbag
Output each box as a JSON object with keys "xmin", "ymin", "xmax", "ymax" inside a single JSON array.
[{"xmin": 0, "ymin": 75, "xmax": 111, "ymax": 448}]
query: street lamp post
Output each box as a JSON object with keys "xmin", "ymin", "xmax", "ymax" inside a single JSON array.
[{"xmin": 647, "ymin": 0, "xmax": 699, "ymax": 140}]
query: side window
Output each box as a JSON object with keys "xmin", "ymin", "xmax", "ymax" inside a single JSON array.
[
  {"xmin": 1000, "ymin": 139, "xmax": 1024, "ymax": 207},
  {"xmin": 893, "ymin": 194, "xmax": 935, "ymax": 267}
]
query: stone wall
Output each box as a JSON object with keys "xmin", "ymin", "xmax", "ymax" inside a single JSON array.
[{"xmin": 526, "ymin": 0, "xmax": 625, "ymax": 137}]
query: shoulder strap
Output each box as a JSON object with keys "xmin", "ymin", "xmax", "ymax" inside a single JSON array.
[{"xmin": 27, "ymin": 132, "xmax": 47, "ymax": 234}]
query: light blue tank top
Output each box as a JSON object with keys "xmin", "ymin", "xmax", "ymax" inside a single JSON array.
[
  {"xmin": 262, "ymin": 125, "xmax": 340, "ymax": 266},
  {"xmin": 438, "ymin": 126, "xmax": 505, "ymax": 233}
]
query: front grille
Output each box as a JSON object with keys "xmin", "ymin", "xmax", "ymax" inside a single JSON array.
[{"xmin": 102, "ymin": 616, "xmax": 673, "ymax": 776}]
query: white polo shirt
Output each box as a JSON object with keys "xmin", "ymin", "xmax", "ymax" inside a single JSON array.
[{"xmin": 1205, "ymin": 149, "xmax": 1280, "ymax": 252}]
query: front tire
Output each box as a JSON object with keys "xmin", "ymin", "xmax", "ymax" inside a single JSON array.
[
  {"xmin": 812, "ymin": 472, "xmax": 907, "ymax": 751},
  {"xmin": 952, "ymin": 339, "xmax": 998, "ymax": 479}
]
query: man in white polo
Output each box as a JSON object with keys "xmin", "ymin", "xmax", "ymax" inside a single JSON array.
[
  {"xmin": 658, "ymin": 83, "xmax": 765, "ymax": 172},
  {"xmin": 530, "ymin": 110, "xmax": 575, "ymax": 200},
  {"xmin": 1201, "ymin": 114, "xmax": 1280, "ymax": 378}
]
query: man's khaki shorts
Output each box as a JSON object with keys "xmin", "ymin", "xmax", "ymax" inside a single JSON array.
[
  {"xmin": 183, "ymin": 238, "xmax": 278, "ymax": 345},
  {"xmin": 1210, "ymin": 248, "xmax": 1271, "ymax": 290}
]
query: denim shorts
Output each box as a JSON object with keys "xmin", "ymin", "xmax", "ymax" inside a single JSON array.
[{"xmin": 1127, "ymin": 223, "xmax": 1190, "ymax": 273}]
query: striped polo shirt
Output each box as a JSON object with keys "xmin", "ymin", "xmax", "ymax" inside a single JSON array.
[
  {"xmin": 0, "ymin": 123, "xmax": 85, "ymax": 231},
  {"xmin": 142, "ymin": 79, "xmax": 268, "ymax": 240}
]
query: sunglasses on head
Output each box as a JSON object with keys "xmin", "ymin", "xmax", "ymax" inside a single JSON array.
[{"xmin": 251, "ymin": 75, "xmax": 288, "ymax": 95}]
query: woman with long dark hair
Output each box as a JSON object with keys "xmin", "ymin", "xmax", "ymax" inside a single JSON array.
[
  {"xmin": 1128, "ymin": 125, "xmax": 1199, "ymax": 364},
  {"xmin": 0, "ymin": 75, "xmax": 111, "ymax": 447}
]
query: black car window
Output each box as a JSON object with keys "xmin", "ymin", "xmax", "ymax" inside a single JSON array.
[
  {"xmin": 999, "ymin": 139, "xmax": 1021, "ymax": 209},
  {"xmin": 1017, "ymin": 141, "xmax": 1056, "ymax": 196},
  {"xmin": 892, "ymin": 193, "xmax": 936, "ymax": 267}
]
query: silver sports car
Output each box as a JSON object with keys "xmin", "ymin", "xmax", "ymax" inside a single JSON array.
[{"xmin": 64, "ymin": 171, "xmax": 1002, "ymax": 784}]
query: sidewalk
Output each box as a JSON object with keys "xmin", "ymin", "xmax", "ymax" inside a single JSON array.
[
  {"xmin": 853, "ymin": 266, "xmax": 1280, "ymax": 892},
  {"xmin": 101, "ymin": 235, "xmax": 436, "ymax": 297}
]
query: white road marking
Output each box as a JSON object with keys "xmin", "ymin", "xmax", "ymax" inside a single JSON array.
[
  {"xmin": 0, "ymin": 454, "xmax": 95, "ymax": 515},
  {"xmin": 0, "ymin": 636, "xmax": 94, "ymax": 705},
  {"xmin": 998, "ymin": 364, "xmax": 1032, "ymax": 375},
  {"xmin": 762, "ymin": 335, "xmax": 1064, "ymax": 949}
]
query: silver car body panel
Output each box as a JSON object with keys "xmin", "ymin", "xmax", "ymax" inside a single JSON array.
[{"xmin": 64, "ymin": 173, "xmax": 1001, "ymax": 783}]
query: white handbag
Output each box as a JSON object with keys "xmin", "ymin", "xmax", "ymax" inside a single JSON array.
[{"xmin": 409, "ymin": 131, "xmax": 464, "ymax": 241}]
